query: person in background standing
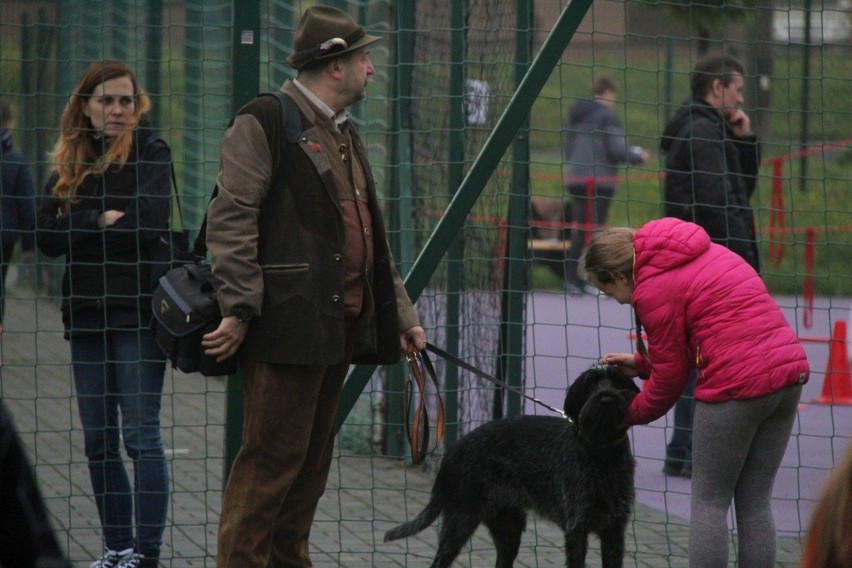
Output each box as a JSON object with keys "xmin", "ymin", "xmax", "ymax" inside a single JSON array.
[
  {"xmin": 0, "ymin": 99, "xmax": 37, "ymax": 333},
  {"xmin": 659, "ymin": 54, "xmax": 762, "ymax": 478},
  {"xmin": 561, "ymin": 75, "xmax": 649, "ymax": 294},
  {"xmin": 36, "ymin": 60, "xmax": 171, "ymax": 568},
  {"xmin": 202, "ymin": 6, "xmax": 426, "ymax": 567}
]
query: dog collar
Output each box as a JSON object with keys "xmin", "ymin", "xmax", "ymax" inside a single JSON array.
[{"xmin": 576, "ymin": 425, "xmax": 629, "ymax": 447}]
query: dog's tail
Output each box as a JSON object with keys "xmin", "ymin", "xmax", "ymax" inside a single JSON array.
[{"xmin": 383, "ymin": 499, "xmax": 442, "ymax": 542}]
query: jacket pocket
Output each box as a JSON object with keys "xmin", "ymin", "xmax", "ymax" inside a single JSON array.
[{"xmin": 262, "ymin": 263, "xmax": 311, "ymax": 306}]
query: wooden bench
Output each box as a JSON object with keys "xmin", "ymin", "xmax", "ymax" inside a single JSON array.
[
  {"xmin": 528, "ymin": 238, "xmax": 571, "ymax": 252},
  {"xmin": 528, "ymin": 196, "xmax": 572, "ymax": 280},
  {"xmin": 529, "ymin": 196, "xmax": 572, "ymax": 254}
]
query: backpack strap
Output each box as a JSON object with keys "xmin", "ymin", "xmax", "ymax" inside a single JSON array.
[
  {"xmin": 266, "ymin": 90, "xmax": 302, "ymax": 143},
  {"xmin": 194, "ymin": 91, "xmax": 301, "ymax": 259}
]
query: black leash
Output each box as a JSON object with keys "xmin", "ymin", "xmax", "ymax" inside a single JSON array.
[{"xmin": 424, "ymin": 343, "xmax": 568, "ymax": 419}]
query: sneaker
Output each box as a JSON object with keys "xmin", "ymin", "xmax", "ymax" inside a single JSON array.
[
  {"xmin": 90, "ymin": 548, "xmax": 134, "ymax": 568},
  {"xmin": 116, "ymin": 552, "xmax": 159, "ymax": 568}
]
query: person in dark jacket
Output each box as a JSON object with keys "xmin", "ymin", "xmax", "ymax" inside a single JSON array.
[
  {"xmin": 36, "ymin": 61, "xmax": 171, "ymax": 568},
  {"xmin": 0, "ymin": 400, "xmax": 72, "ymax": 568},
  {"xmin": 661, "ymin": 55, "xmax": 761, "ymax": 271},
  {"xmin": 659, "ymin": 54, "xmax": 762, "ymax": 478},
  {"xmin": 0, "ymin": 100, "xmax": 36, "ymax": 329},
  {"xmin": 561, "ymin": 76, "xmax": 649, "ymax": 294},
  {"xmin": 202, "ymin": 7, "xmax": 426, "ymax": 567}
]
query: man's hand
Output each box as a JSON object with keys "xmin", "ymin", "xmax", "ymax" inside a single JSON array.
[
  {"xmin": 727, "ymin": 109, "xmax": 752, "ymax": 138},
  {"xmin": 202, "ymin": 315, "xmax": 249, "ymax": 362},
  {"xmin": 400, "ymin": 325, "xmax": 426, "ymax": 352}
]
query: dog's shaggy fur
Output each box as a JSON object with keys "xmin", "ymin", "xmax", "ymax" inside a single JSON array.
[{"xmin": 384, "ymin": 365, "xmax": 639, "ymax": 568}]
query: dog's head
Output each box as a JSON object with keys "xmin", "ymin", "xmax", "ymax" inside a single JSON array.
[{"xmin": 563, "ymin": 365, "xmax": 639, "ymax": 446}]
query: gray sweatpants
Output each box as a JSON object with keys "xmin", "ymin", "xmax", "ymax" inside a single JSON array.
[{"xmin": 689, "ymin": 385, "xmax": 802, "ymax": 568}]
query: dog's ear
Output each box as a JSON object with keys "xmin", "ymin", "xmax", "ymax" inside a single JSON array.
[{"xmin": 564, "ymin": 368, "xmax": 595, "ymax": 421}]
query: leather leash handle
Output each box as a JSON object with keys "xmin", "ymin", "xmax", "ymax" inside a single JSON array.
[
  {"xmin": 420, "ymin": 348, "xmax": 445, "ymax": 451},
  {"xmin": 403, "ymin": 345, "xmax": 427, "ymax": 464},
  {"xmin": 403, "ymin": 344, "xmax": 445, "ymax": 465}
]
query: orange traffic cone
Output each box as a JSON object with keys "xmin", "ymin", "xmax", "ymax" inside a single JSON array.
[{"xmin": 813, "ymin": 320, "xmax": 852, "ymax": 405}]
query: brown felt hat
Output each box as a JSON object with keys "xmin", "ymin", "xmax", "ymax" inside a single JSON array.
[{"xmin": 287, "ymin": 6, "xmax": 380, "ymax": 70}]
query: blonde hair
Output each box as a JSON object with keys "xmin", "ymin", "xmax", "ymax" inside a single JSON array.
[
  {"xmin": 580, "ymin": 226, "xmax": 649, "ymax": 362},
  {"xmin": 802, "ymin": 443, "xmax": 852, "ymax": 568},
  {"xmin": 580, "ymin": 227, "xmax": 635, "ymax": 287},
  {"xmin": 49, "ymin": 60, "xmax": 150, "ymax": 211}
]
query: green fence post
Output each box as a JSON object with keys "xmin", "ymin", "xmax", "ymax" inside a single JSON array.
[
  {"xmin": 798, "ymin": 0, "xmax": 812, "ymax": 193},
  {"xmin": 384, "ymin": 0, "xmax": 417, "ymax": 459},
  {"xmin": 494, "ymin": 0, "xmax": 533, "ymax": 420},
  {"xmin": 111, "ymin": 0, "xmax": 131, "ymax": 64},
  {"xmin": 183, "ymin": 1, "xmax": 204, "ymax": 232},
  {"xmin": 442, "ymin": 0, "xmax": 468, "ymax": 444},
  {"xmin": 145, "ymin": 0, "xmax": 163, "ymax": 136},
  {"xmin": 223, "ymin": 0, "xmax": 260, "ymax": 484},
  {"xmin": 337, "ymin": 0, "xmax": 594, "ymax": 431}
]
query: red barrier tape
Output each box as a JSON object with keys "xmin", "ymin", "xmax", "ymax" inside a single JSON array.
[
  {"xmin": 802, "ymin": 228, "xmax": 816, "ymax": 329},
  {"xmin": 584, "ymin": 177, "xmax": 594, "ymax": 247},
  {"xmin": 768, "ymin": 157, "xmax": 786, "ymax": 268}
]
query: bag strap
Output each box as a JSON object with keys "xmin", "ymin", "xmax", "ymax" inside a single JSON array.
[
  {"xmin": 267, "ymin": 90, "xmax": 302, "ymax": 143},
  {"xmin": 167, "ymin": 161, "xmax": 186, "ymax": 230},
  {"xmin": 193, "ymin": 91, "xmax": 300, "ymax": 260},
  {"xmin": 151, "ymin": 137, "xmax": 200, "ymax": 259},
  {"xmin": 403, "ymin": 344, "xmax": 445, "ymax": 465},
  {"xmin": 150, "ymin": 137, "xmax": 185, "ymax": 235}
]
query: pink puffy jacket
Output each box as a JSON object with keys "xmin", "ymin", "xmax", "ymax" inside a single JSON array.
[{"xmin": 626, "ymin": 217, "xmax": 809, "ymax": 425}]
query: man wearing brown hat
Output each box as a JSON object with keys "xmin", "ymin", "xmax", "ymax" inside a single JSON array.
[{"xmin": 202, "ymin": 5, "xmax": 426, "ymax": 566}]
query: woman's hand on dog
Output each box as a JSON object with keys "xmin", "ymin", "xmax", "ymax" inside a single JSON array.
[{"xmin": 601, "ymin": 352, "xmax": 639, "ymax": 377}]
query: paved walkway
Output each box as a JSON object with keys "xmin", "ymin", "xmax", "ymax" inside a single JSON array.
[{"xmin": 0, "ymin": 288, "xmax": 812, "ymax": 567}]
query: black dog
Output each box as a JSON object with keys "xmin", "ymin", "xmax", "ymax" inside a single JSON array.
[{"xmin": 384, "ymin": 365, "xmax": 639, "ymax": 568}]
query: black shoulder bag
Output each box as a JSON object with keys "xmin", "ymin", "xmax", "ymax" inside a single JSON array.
[{"xmin": 149, "ymin": 91, "xmax": 299, "ymax": 377}]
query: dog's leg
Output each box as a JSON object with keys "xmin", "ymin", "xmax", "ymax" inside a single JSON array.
[
  {"xmin": 430, "ymin": 509, "xmax": 480, "ymax": 568},
  {"xmin": 563, "ymin": 528, "xmax": 588, "ymax": 568},
  {"xmin": 485, "ymin": 508, "xmax": 526, "ymax": 568},
  {"xmin": 598, "ymin": 524, "xmax": 626, "ymax": 568}
]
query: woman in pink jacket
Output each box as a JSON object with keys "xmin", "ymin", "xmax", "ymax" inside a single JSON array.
[{"xmin": 582, "ymin": 217, "xmax": 809, "ymax": 568}]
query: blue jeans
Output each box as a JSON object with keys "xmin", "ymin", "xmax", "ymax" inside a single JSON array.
[
  {"xmin": 665, "ymin": 370, "xmax": 696, "ymax": 471},
  {"xmin": 70, "ymin": 329, "xmax": 168, "ymax": 555}
]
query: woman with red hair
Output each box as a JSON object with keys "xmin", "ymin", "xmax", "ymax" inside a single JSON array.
[{"xmin": 37, "ymin": 60, "xmax": 171, "ymax": 568}]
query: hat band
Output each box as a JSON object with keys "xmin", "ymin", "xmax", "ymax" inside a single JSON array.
[{"xmin": 291, "ymin": 28, "xmax": 366, "ymax": 70}]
